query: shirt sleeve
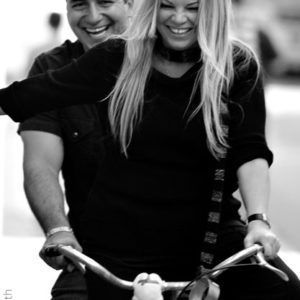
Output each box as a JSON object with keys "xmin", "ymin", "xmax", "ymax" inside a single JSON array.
[
  {"xmin": 27, "ymin": 54, "xmax": 45, "ymax": 78},
  {"xmin": 227, "ymin": 58, "xmax": 273, "ymax": 172},
  {"xmin": 18, "ymin": 55, "xmax": 62, "ymax": 137},
  {"xmin": 0, "ymin": 40, "xmax": 124, "ymax": 122},
  {"xmin": 18, "ymin": 111, "xmax": 62, "ymax": 137}
]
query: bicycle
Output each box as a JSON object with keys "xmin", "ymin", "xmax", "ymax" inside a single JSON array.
[{"xmin": 45, "ymin": 244, "xmax": 289, "ymax": 300}]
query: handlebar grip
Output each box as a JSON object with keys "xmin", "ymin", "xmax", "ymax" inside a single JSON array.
[
  {"xmin": 44, "ymin": 245, "xmax": 61, "ymax": 257},
  {"xmin": 43, "ymin": 245, "xmax": 86, "ymax": 273}
]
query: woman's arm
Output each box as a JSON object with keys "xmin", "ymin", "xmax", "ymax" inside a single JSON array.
[
  {"xmin": 238, "ymin": 158, "xmax": 270, "ymax": 215},
  {"xmin": 229, "ymin": 54, "xmax": 280, "ymax": 259},
  {"xmin": 237, "ymin": 158, "xmax": 280, "ymax": 259},
  {"xmin": 0, "ymin": 40, "xmax": 124, "ymax": 122}
]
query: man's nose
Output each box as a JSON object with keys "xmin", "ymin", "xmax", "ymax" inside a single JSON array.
[{"xmin": 85, "ymin": 3, "xmax": 102, "ymax": 23}]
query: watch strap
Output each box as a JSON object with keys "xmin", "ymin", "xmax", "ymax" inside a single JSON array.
[{"xmin": 247, "ymin": 213, "xmax": 271, "ymax": 228}]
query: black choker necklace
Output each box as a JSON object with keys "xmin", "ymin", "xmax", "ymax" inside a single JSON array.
[{"xmin": 154, "ymin": 36, "xmax": 201, "ymax": 63}]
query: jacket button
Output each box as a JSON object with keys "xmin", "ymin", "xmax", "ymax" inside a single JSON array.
[{"xmin": 73, "ymin": 131, "xmax": 79, "ymax": 138}]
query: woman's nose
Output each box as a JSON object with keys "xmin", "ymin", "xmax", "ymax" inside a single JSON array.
[{"xmin": 171, "ymin": 10, "xmax": 188, "ymax": 24}]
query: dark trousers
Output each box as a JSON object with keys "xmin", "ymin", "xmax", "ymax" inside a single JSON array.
[
  {"xmin": 215, "ymin": 221, "xmax": 300, "ymax": 300},
  {"xmin": 217, "ymin": 257, "xmax": 300, "ymax": 300},
  {"xmin": 51, "ymin": 269, "xmax": 87, "ymax": 300}
]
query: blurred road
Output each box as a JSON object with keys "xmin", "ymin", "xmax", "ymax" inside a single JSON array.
[
  {"xmin": 265, "ymin": 82, "xmax": 300, "ymax": 251},
  {"xmin": 0, "ymin": 236, "xmax": 57, "ymax": 299},
  {"xmin": 0, "ymin": 81, "xmax": 300, "ymax": 299}
]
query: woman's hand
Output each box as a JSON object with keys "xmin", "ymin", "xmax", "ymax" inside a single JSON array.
[{"xmin": 244, "ymin": 220, "xmax": 280, "ymax": 260}]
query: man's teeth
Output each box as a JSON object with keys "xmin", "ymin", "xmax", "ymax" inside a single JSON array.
[
  {"xmin": 169, "ymin": 27, "xmax": 190, "ymax": 34},
  {"xmin": 85, "ymin": 26, "xmax": 108, "ymax": 35}
]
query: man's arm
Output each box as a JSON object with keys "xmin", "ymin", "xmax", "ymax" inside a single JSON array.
[
  {"xmin": 237, "ymin": 158, "xmax": 280, "ymax": 259},
  {"xmin": 21, "ymin": 130, "xmax": 82, "ymax": 270}
]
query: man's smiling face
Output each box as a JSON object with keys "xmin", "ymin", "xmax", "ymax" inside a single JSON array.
[{"xmin": 67, "ymin": 0, "xmax": 131, "ymax": 51}]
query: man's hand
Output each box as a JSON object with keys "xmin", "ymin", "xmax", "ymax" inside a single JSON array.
[
  {"xmin": 39, "ymin": 231, "xmax": 82, "ymax": 272},
  {"xmin": 244, "ymin": 221, "xmax": 280, "ymax": 260}
]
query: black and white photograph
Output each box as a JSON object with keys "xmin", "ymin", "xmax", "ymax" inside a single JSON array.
[{"xmin": 0, "ymin": 0, "xmax": 300, "ymax": 299}]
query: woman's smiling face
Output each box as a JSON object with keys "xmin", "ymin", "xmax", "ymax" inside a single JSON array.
[{"xmin": 157, "ymin": 0, "xmax": 199, "ymax": 51}]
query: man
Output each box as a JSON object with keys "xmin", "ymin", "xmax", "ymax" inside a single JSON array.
[{"xmin": 18, "ymin": 0, "xmax": 132, "ymax": 299}]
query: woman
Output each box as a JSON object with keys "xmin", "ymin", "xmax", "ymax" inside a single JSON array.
[{"xmin": 1, "ymin": 0, "xmax": 300, "ymax": 299}]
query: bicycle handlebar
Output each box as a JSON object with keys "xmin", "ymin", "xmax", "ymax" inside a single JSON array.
[
  {"xmin": 45, "ymin": 243, "xmax": 289, "ymax": 295},
  {"xmin": 210, "ymin": 244, "xmax": 289, "ymax": 281},
  {"xmin": 57, "ymin": 245, "xmax": 134, "ymax": 290},
  {"xmin": 50, "ymin": 244, "xmax": 190, "ymax": 291}
]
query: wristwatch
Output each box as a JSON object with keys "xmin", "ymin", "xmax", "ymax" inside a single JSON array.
[{"xmin": 247, "ymin": 213, "xmax": 271, "ymax": 228}]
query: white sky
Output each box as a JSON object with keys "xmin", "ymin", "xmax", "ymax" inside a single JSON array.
[{"xmin": 0, "ymin": 0, "xmax": 75, "ymax": 85}]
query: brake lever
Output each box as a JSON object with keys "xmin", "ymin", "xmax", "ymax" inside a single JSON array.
[
  {"xmin": 209, "ymin": 244, "xmax": 263, "ymax": 279},
  {"xmin": 204, "ymin": 245, "xmax": 289, "ymax": 283},
  {"xmin": 254, "ymin": 251, "xmax": 289, "ymax": 282}
]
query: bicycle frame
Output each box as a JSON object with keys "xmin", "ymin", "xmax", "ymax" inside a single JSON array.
[{"xmin": 45, "ymin": 244, "xmax": 289, "ymax": 300}]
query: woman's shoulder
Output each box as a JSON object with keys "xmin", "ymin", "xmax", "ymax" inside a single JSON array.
[
  {"xmin": 229, "ymin": 41, "xmax": 263, "ymax": 102},
  {"xmin": 232, "ymin": 40, "xmax": 260, "ymax": 80}
]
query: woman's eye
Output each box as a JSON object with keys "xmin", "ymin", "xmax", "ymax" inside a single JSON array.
[
  {"xmin": 187, "ymin": 5, "xmax": 199, "ymax": 11},
  {"xmin": 160, "ymin": 3, "xmax": 174, "ymax": 9}
]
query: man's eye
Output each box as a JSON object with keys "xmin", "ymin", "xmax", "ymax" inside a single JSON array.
[
  {"xmin": 72, "ymin": 2, "xmax": 86, "ymax": 9},
  {"xmin": 99, "ymin": 0, "xmax": 114, "ymax": 6}
]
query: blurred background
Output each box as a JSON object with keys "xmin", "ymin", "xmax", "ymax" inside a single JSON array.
[{"xmin": 0, "ymin": 0, "xmax": 300, "ymax": 298}]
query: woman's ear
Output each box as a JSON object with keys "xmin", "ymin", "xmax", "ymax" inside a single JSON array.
[
  {"xmin": 126, "ymin": 0, "xmax": 134, "ymax": 21},
  {"xmin": 126, "ymin": 0, "xmax": 134, "ymax": 9}
]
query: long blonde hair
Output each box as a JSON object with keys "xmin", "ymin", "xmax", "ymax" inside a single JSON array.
[{"xmin": 108, "ymin": 0, "xmax": 257, "ymax": 158}]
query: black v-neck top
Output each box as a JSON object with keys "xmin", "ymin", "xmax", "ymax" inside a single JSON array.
[{"xmin": 0, "ymin": 40, "xmax": 272, "ymax": 276}]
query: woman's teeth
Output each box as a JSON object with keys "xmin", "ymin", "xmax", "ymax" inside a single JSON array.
[{"xmin": 169, "ymin": 27, "xmax": 191, "ymax": 35}]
